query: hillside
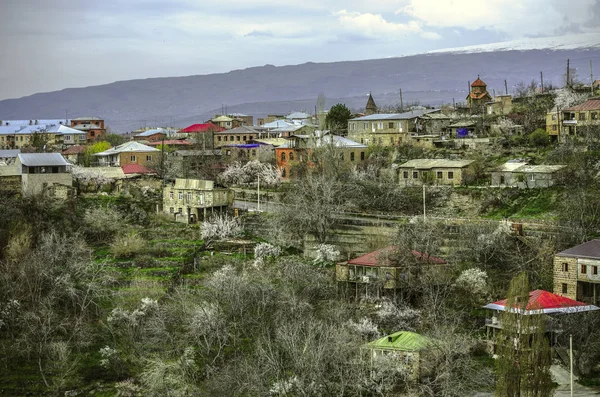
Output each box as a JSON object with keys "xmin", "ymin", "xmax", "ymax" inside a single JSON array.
[{"xmin": 1, "ymin": 36, "xmax": 600, "ymax": 132}]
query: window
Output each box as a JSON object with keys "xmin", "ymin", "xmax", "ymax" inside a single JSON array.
[
  {"xmin": 252, "ymin": 150, "xmax": 256, "ymax": 156},
  {"xmin": 388, "ymin": 122, "xmax": 394, "ymax": 129},
  {"xmin": 178, "ymin": 191, "xmax": 183, "ymax": 200},
  {"xmin": 581, "ymin": 264, "xmax": 587, "ymax": 274},
  {"xmin": 552, "ymin": 114, "xmax": 557, "ymax": 120},
  {"xmin": 289, "ymin": 152, "xmax": 294, "ymax": 161},
  {"xmin": 377, "ymin": 122, "xmax": 383, "ymax": 130},
  {"xmin": 146, "ymin": 155, "xmax": 152, "ymax": 161},
  {"xmin": 562, "ymin": 262, "xmax": 569, "ymax": 272},
  {"xmin": 365, "ymin": 138, "xmax": 369, "ymax": 145},
  {"xmin": 360, "ymin": 152, "xmax": 365, "ymax": 161},
  {"xmin": 169, "ymin": 191, "xmax": 173, "ymax": 199},
  {"xmin": 500, "ymin": 175, "xmax": 505, "ymax": 184},
  {"xmin": 579, "ymin": 113, "xmax": 587, "ymax": 121},
  {"xmin": 178, "ymin": 208, "xmax": 183, "ymax": 213},
  {"xmin": 218, "ymin": 136, "xmax": 222, "ymax": 141},
  {"xmin": 281, "ymin": 152, "xmax": 286, "ymax": 161},
  {"xmin": 65, "ymin": 135, "xmax": 71, "ymax": 141},
  {"xmin": 169, "ymin": 207, "xmax": 174, "ymax": 213},
  {"xmin": 593, "ymin": 112, "xmax": 598, "ymax": 120},
  {"xmin": 282, "ymin": 168, "xmax": 286, "ymax": 177},
  {"xmin": 350, "ymin": 152, "xmax": 355, "ymax": 161},
  {"xmin": 360, "ymin": 138, "xmax": 364, "ymax": 144},
  {"xmin": 243, "ymin": 136, "xmax": 247, "ymax": 141},
  {"xmin": 530, "ymin": 174, "xmax": 535, "ymax": 181},
  {"xmin": 448, "ymin": 171, "xmax": 454, "ymax": 179},
  {"xmin": 198, "ymin": 194, "xmax": 204, "ymax": 204},
  {"xmin": 437, "ymin": 171, "xmax": 443, "ymax": 179},
  {"xmin": 594, "ymin": 266, "xmax": 598, "ymax": 275},
  {"xmin": 553, "ymin": 125, "xmax": 557, "ymax": 131},
  {"xmin": 187, "ymin": 192, "xmax": 192, "ymax": 201},
  {"xmin": 562, "ymin": 283, "xmax": 568, "ymax": 294},
  {"xmin": 403, "ymin": 171, "xmax": 409, "ymax": 179},
  {"xmin": 363, "ymin": 122, "xmax": 368, "ymax": 129},
  {"xmin": 412, "ymin": 171, "xmax": 419, "ymax": 179},
  {"xmin": 130, "ymin": 155, "xmax": 136, "ymax": 162},
  {"xmin": 236, "ymin": 136, "xmax": 240, "ymax": 141}
]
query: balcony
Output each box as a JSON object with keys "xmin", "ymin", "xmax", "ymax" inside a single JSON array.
[{"xmin": 563, "ymin": 120, "xmax": 577, "ymax": 126}]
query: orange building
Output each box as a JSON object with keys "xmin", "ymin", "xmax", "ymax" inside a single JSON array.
[
  {"xmin": 466, "ymin": 77, "xmax": 492, "ymax": 111},
  {"xmin": 71, "ymin": 117, "xmax": 106, "ymax": 140}
]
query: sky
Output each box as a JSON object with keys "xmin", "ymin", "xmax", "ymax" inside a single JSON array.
[{"xmin": 1, "ymin": 0, "xmax": 599, "ymax": 100}]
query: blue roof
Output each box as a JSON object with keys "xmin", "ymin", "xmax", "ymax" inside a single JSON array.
[
  {"xmin": 136, "ymin": 128, "xmax": 167, "ymax": 137},
  {"xmin": 224, "ymin": 144, "xmax": 263, "ymax": 149}
]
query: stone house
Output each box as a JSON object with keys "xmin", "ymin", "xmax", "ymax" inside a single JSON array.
[
  {"xmin": 486, "ymin": 95, "xmax": 513, "ymax": 116},
  {"xmin": 554, "ymin": 240, "xmax": 600, "ymax": 306},
  {"xmin": 275, "ymin": 133, "xmax": 367, "ymax": 179},
  {"xmin": 214, "ymin": 126, "xmax": 264, "ymax": 148},
  {"xmin": 447, "ymin": 120, "xmax": 477, "ymax": 138},
  {"xmin": 222, "ymin": 143, "xmax": 273, "ymax": 162},
  {"xmin": 366, "ymin": 331, "xmax": 434, "ymax": 382},
  {"xmin": 179, "ymin": 123, "xmax": 226, "ymax": 149},
  {"xmin": 560, "ymin": 99, "xmax": 600, "ymax": 140},
  {"xmin": 70, "ymin": 117, "xmax": 106, "ymax": 141},
  {"xmin": 16, "ymin": 153, "xmax": 73, "ymax": 198},
  {"xmin": 162, "ymin": 178, "xmax": 233, "ymax": 224},
  {"xmin": 227, "ymin": 113, "xmax": 253, "ymax": 127},
  {"xmin": 94, "ymin": 141, "xmax": 160, "ymax": 167},
  {"xmin": 347, "ymin": 109, "xmax": 441, "ymax": 147},
  {"xmin": 491, "ymin": 162, "xmax": 565, "ymax": 188},
  {"xmin": 335, "ymin": 246, "xmax": 447, "ymax": 300},
  {"xmin": 61, "ymin": 145, "xmax": 87, "ymax": 165},
  {"xmin": 397, "ymin": 159, "xmax": 474, "ymax": 186}
]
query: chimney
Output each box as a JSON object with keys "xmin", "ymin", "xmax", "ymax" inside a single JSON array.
[
  {"xmin": 35, "ymin": 120, "xmax": 38, "ymax": 125},
  {"xmin": 29, "ymin": 120, "xmax": 32, "ymax": 125}
]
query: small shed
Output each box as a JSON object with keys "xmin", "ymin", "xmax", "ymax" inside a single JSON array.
[{"xmin": 367, "ymin": 331, "xmax": 433, "ymax": 381}]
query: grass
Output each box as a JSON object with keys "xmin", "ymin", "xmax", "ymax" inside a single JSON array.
[{"xmin": 484, "ymin": 188, "xmax": 562, "ymax": 220}]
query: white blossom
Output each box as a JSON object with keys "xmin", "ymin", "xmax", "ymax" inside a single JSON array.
[
  {"xmin": 219, "ymin": 160, "xmax": 281, "ymax": 187},
  {"xmin": 455, "ymin": 268, "xmax": 488, "ymax": 296},
  {"xmin": 313, "ymin": 244, "xmax": 340, "ymax": 266},
  {"xmin": 554, "ymin": 88, "xmax": 588, "ymax": 110},
  {"xmin": 201, "ymin": 215, "xmax": 243, "ymax": 242},
  {"xmin": 347, "ymin": 317, "xmax": 380, "ymax": 340}
]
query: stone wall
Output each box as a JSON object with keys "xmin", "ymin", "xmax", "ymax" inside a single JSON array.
[{"xmin": 553, "ymin": 256, "xmax": 578, "ymax": 299}]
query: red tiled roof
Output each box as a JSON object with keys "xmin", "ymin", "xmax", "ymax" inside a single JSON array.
[
  {"xmin": 146, "ymin": 140, "xmax": 192, "ymax": 146},
  {"xmin": 121, "ymin": 164, "xmax": 156, "ymax": 175},
  {"xmin": 471, "ymin": 78, "xmax": 487, "ymax": 87},
  {"xmin": 484, "ymin": 290, "xmax": 599, "ymax": 315},
  {"xmin": 62, "ymin": 145, "xmax": 87, "ymax": 155},
  {"xmin": 347, "ymin": 245, "xmax": 446, "ymax": 267},
  {"xmin": 181, "ymin": 123, "xmax": 225, "ymax": 133},
  {"xmin": 468, "ymin": 92, "xmax": 491, "ymax": 100},
  {"xmin": 565, "ymin": 99, "xmax": 600, "ymax": 112}
]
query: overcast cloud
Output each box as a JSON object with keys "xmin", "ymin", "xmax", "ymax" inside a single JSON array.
[{"xmin": 0, "ymin": 0, "xmax": 598, "ymax": 99}]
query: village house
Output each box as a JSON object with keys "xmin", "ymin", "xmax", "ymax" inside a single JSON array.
[
  {"xmin": 257, "ymin": 114, "xmax": 286, "ymax": 126},
  {"xmin": 366, "ymin": 331, "xmax": 434, "ymax": 382},
  {"xmin": 62, "ymin": 145, "xmax": 87, "ymax": 165},
  {"xmin": 162, "ymin": 178, "xmax": 233, "ymax": 224},
  {"xmin": 491, "ymin": 161, "xmax": 565, "ymax": 188},
  {"xmin": 70, "ymin": 117, "xmax": 106, "ymax": 140},
  {"xmin": 171, "ymin": 149, "xmax": 224, "ymax": 178},
  {"xmin": 51, "ymin": 124, "xmax": 88, "ymax": 147},
  {"xmin": 559, "ymin": 99, "xmax": 600, "ymax": 140},
  {"xmin": 0, "ymin": 122, "xmax": 88, "ymax": 150},
  {"xmin": 447, "ymin": 120, "xmax": 477, "ymax": 138},
  {"xmin": 93, "ymin": 141, "xmax": 159, "ymax": 167},
  {"xmin": 466, "ymin": 77, "xmax": 492, "ymax": 112},
  {"xmin": 397, "ymin": 159, "xmax": 474, "ymax": 186},
  {"xmin": 16, "ymin": 153, "xmax": 73, "ymax": 198},
  {"xmin": 227, "ymin": 113, "xmax": 253, "ymax": 127},
  {"xmin": 213, "ymin": 126, "xmax": 264, "ymax": 148},
  {"xmin": 486, "ymin": 95, "xmax": 513, "ymax": 116},
  {"xmin": 335, "ymin": 246, "xmax": 448, "ymax": 300},
  {"xmin": 554, "ymin": 240, "xmax": 600, "ymax": 306},
  {"xmin": 146, "ymin": 140, "xmax": 192, "ymax": 150},
  {"xmin": 133, "ymin": 128, "xmax": 167, "ymax": 142},
  {"xmin": 179, "ymin": 123, "xmax": 225, "ymax": 149},
  {"xmin": 276, "ymin": 133, "xmax": 367, "ymax": 179},
  {"xmin": 418, "ymin": 112, "xmax": 454, "ymax": 134},
  {"xmin": 222, "ymin": 143, "xmax": 273, "ymax": 162},
  {"xmin": 348, "ymin": 109, "xmax": 441, "ymax": 147}
]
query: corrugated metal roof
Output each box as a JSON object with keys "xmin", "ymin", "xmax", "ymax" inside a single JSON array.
[
  {"xmin": 121, "ymin": 164, "xmax": 156, "ymax": 175},
  {"xmin": 398, "ymin": 159, "xmax": 474, "ymax": 169},
  {"xmin": 173, "ymin": 178, "xmax": 214, "ymax": 190},
  {"xmin": 496, "ymin": 161, "xmax": 528, "ymax": 172},
  {"xmin": 214, "ymin": 126, "xmax": 261, "ymax": 134},
  {"xmin": 1, "ymin": 119, "xmax": 70, "ymax": 127},
  {"xmin": 367, "ymin": 331, "xmax": 431, "ymax": 351},
  {"xmin": 95, "ymin": 141, "xmax": 159, "ymax": 156},
  {"xmin": 514, "ymin": 165, "xmax": 565, "ymax": 174},
  {"xmin": 47, "ymin": 124, "xmax": 87, "ymax": 135},
  {"xmin": 449, "ymin": 121, "xmax": 477, "ymax": 128},
  {"xmin": 565, "ymin": 99, "xmax": 600, "ymax": 111},
  {"xmin": 136, "ymin": 128, "xmax": 167, "ymax": 137},
  {"xmin": 286, "ymin": 111, "xmax": 311, "ymax": 119},
  {"xmin": 211, "ymin": 115, "xmax": 234, "ymax": 122},
  {"xmin": 350, "ymin": 109, "xmax": 440, "ymax": 121},
  {"xmin": 0, "ymin": 149, "xmax": 20, "ymax": 158},
  {"xmin": 557, "ymin": 239, "xmax": 600, "ymax": 259},
  {"xmin": 181, "ymin": 123, "xmax": 225, "ymax": 133},
  {"xmin": 263, "ymin": 120, "xmax": 293, "ymax": 129},
  {"xmin": 17, "ymin": 153, "xmax": 70, "ymax": 167}
]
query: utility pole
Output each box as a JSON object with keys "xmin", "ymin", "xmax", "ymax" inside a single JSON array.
[
  {"xmin": 257, "ymin": 173, "xmax": 261, "ymax": 212},
  {"xmin": 505, "ymin": 80, "xmax": 509, "ymax": 95},
  {"xmin": 540, "ymin": 71, "xmax": 544, "ymax": 93},
  {"xmin": 567, "ymin": 59, "xmax": 571, "ymax": 88},
  {"xmin": 452, "ymin": 97, "xmax": 456, "ymax": 109},
  {"xmin": 399, "ymin": 88, "xmax": 404, "ymax": 112},
  {"xmin": 422, "ymin": 184, "xmax": 426, "ymax": 222},
  {"xmin": 570, "ymin": 334, "xmax": 574, "ymax": 397},
  {"xmin": 591, "ymin": 60, "xmax": 594, "ymax": 95}
]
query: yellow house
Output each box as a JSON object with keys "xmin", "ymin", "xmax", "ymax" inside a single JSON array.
[{"xmin": 162, "ymin": 179, "xmax": 233, "ymax": 224}]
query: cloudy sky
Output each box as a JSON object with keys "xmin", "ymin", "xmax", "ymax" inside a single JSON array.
[{"xmin": 1, "ymin": 0, "xmax": 599, "ymax": 100}]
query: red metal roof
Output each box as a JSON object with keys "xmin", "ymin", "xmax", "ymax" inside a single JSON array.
[
  {"xmin": 121, "ymin": 164, "xmax": 156, "ymax": 175},
  {"xmin": 565, "ymin": 99, "xmax": 600, "ymax": 112},
  {"xmin": 181, "ymin": 123, "xmax": 225, "ymax": 133},
  {"xmin": 347, "ymin": 245, "xmax": 446, "ymax": 267},
  {"xmin": 146, "ymin": 140, "xmax": 192, "ymax": 146},
  {"xmin": 471, "ymin": 78, "xmax": 487, "ymax": 87},
  {"xmin": 484, "ymin": 290, "xmax": 599, "ymax": 315}
]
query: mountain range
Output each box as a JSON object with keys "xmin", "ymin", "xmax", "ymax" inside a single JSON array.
[{"xmin": 1, "ymin": 34, "xmax": 600, "ymax": 132}]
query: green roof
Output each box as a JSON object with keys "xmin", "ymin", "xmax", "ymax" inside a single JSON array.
[{"xmin": 367, "ymin": 331, "xmax": 431, "ymax": 352}]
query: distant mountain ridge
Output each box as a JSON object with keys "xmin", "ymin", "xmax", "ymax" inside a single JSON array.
[{"xmin": 1, "ymin": 35, "xmax": 600, "ymax": 132}]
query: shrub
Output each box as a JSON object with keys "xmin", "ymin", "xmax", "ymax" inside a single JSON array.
[
  {"xmin": 529, "ymin": 128, "xmax": 549, "ymax": 147},
  {"xmin": 111, "ymin": 232, "xmax": 147, "ymax": 259}
]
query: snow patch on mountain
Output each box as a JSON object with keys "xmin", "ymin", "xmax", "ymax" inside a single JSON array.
[{"xmin": 428, "ymin": 33, "xmax": 600, "ymax": 55}]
